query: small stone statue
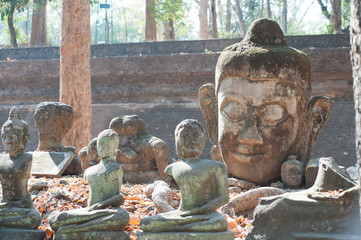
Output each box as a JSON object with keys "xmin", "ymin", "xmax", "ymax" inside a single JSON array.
[
  {"xmin": 281, "ymin": 156, "xmax": 304, "ymax": 189},
  {"xmin": 248, "ymin": 157, "xmax": 360, "ymax": 240},
  {"xmin": 138, "ymin": 119, "xmax": 233, "ymax": 240},
  {"xmin": 199, "ymin": 18, "xmax": 332, "ymax": 185},
  {"xmin": 80, "ymin": 115, "xmax": 169, "ymax": 183},
  {"xmin": 49, "ymin": 129, "xmax": 130, "ymax": 240},
  {"xmin": 33, "ymin": 101, "xmax": 81, "ymax": 176},
  {"xmin": 0, "ymin": 107, "xmax": 45, "ymax": 239}
]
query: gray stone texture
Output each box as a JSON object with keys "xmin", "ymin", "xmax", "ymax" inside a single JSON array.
[
  {"xmin": 0, "ymin": 35, "xmax": 356, "ymax": 168},
  {"xmin": 247, "ymin": 157, "xmax": 360, "ymax": 240},
  {"xmin": 140, "ymin": 120, "xmax": 229, "ymax": 234},
  {"xmin": 137, "ymin": 231, "xmax": 234, "ymax": 240},
  {"xmin": 54, "ymin": 231, "xmax": 130, "ymax": 240},
  {"xmin": 0, "ymin": 228, "xmax": 46, "ymax": 240},
  {"xmin": 0, "ymin": 107, "xmax": 44, "ymax": 238}
]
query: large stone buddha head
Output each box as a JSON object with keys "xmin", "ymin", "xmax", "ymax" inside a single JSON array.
[{"xmin": 199, "ymin": 18, "xmax": 332, "ymax": 185}]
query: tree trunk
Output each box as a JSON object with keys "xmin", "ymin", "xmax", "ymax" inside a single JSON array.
[
  {"xmin": 146, "ymin": 0, "xmax": 157, "ymax": 41},
  {"xmin": 226, "ymin": 0, "xmax": 231, "ymax": 32},
  {"xmin": 281, "ymin": 0, "xmax": 287, "ymax": 34},
  {"xmin": 266, "ymin": 0, "xmax": 271, "ymax": 18},
  {"xmin": 8, "ymin": 3, "xmax": 18, "ymax": 48},
  {"xmin": 163, "ymin": 18, "xmax": 174, "ymax": 40},
  {"xmin": 199, "ymin": 0, "xmax": 209, "ymax": 39},
  {"xmin": 30, "ymin": 0, "xmax": 47, "ymax": 46},
  {"xmin": 258, "ymin": 0, "xmax": 264, "ymax": 18},
  {"xmin": 60, "ymin": 0, "xmax": 92, "ymax": 152},
  {"xmin": 350, "ymin": 0, "xmax": 361, "ymax": 217},
  {"xmin": 331, "ymin": 0, "xmax": 341, "ymax": 33},
  {"xmin": 211, "ymin": 0, "xmax": 218, "ymax": 38},
  {"xmin": 234, "ymin": 0, "xmax": 246, "ymax": 37},
  {"xmin": 317, "ymin": 0, "xmax": 341, "ymax": 33}
]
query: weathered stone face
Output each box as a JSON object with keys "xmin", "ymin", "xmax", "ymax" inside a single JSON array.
[
  {"xmin": 1, "ymin": 107, "xmax": 29, "ymax": 157},
  {"xmin": 201, "ymin": 18, "xmax": 333, "ymax": 185},
  {"xmin": 175, "ymin": 119, "xmax": 206, "ymax": 159},
  {"xmin": 218, "ymin": 77, "xmax": 303, "ymax": 184},
  {"xmin": 97, "ymin": 129, "xmax": 119, "ymax": 159},
  {"xmin": 281, "ymin": 159, "xmax": 303, "ymax": 188},
  {"xmin": 34, "ymin": 101, "xmax": 74, "ymax": 151}
]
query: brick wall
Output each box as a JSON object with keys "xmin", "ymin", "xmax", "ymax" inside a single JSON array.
[{"xmin": 0, "ymin": 35, "xmax": 356, "ymax": 168}]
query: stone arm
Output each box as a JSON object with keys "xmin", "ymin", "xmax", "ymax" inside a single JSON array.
[
  {"xmin": 88, "ymin": 194, "xmax": 124, "ymax": 211},
  {"xmin": 150, "ymin": 138, "xmax": 169, "ymax": 178},
  {"xmin": 181, "ymin": 163, "xmax": 229, "ymax": 216}
]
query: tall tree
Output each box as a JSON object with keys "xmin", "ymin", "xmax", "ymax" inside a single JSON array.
[
  {"xmin": 350, "ymin": 0, "xmax": 361, "ymax": 215},
  {"xmin": 266, "ymin": 0, "xmax": 271, "ymax": 18},
  {"xmin": 281, "ymin": 0, "xmax": 287, "ymax": 34},
  {"xmin": 210, "ymin": 0, "xmax": 218, "ymax": 38},
  {"xmin": 151, "ymin": 0, "xmax": 186, "ymax": 41},
  {"xmin": 317, "ymin": 0, "xmax": 342, "ymax": 33},
  {"xmin": 30, "ymin": 0, "xmax": 47, "ymax": 46},
  {"xmin": 259, "ymin": 0, "xmax": 264, "ymax": 18},
  {"xmin": 163, "ymin": 18, "xmax": 174, "ymax": 40},
  {"xmin": 234, "ymin": 0, "xmax": 246, "ymax": 37},
  {"xmin": 199, "ymin": 0, "xmax": 209, "ymax": 39},
  {"xmin": 226, "ymin": 0, "xmax": 231, "ymax": 32},
  {"xmin": 0, "ymin": 0, "xmax": 30, "ymax": 47},
  {"xmin": 60, "ymin": 0, "xmax": 92, "ymax": 152},
  {"xmin": 146, "ymin": 0, "xmax": 157, "ymax": 41}
]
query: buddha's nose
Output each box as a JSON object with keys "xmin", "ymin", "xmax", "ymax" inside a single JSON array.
[{"xmin": 238, "ymin": 123, "xmax": 263, "ymax": 143}]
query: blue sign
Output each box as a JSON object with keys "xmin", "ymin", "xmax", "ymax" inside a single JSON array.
[{"xmin": 100, "ymin": 3, "xmax": 110, "ymax": 9}]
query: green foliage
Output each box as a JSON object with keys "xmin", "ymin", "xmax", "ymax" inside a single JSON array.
[
  {"xmin": 151, "ymin": 0, "xmax": 190, "ymax": 24},
  {"xmin": 0, "ymin": 0, "xmax": 30, "ymax": 21}
]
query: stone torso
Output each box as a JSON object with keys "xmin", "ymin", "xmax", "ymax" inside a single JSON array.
[
  {"xmin": 167, "ymin": 159, "xmax": 222, "ymax": 211},
  {"xmin": 85, "ymin": 160, "xmax": 122, "ymax": 206},
  {"xmin": 0, "ymin": 153, "xmax": 32, "ymax": 205}
]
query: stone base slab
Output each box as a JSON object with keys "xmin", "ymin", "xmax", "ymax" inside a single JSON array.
[
  {"xmin": 30, "ymin": 151, "xmax": 75, "ymax": 177},
  {"xmin": 294, "ymin": 232, "xmax": 361, "ymax": 240},
  {"xmin": 54, "ymin": 231, "xmax": 130, "ymax": 240},
  {"xmin": 137, "ymin": 231, "xmax": 234, "ymax": 240},
  {"xmin": 0, "ymin": 228, "xmax": 46, "ymax": 240}
]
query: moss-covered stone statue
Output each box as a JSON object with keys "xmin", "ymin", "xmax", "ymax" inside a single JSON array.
[
  {"xmin": 49, "ymin": 129, "xmax": 130, "ymax": 240},
  {"xmin": 138, "ymin": 119, "xmax": 233, "ymax": 240},
  {"xmin": 247, "ymin": 157, "xmax": 360, "ymax": 239},
  {"xmin": 79, "ymin": 115, "xmax": 169, "ymax": 183},
  {"xmin": 199, "ymin": 18, "xmax": 332, "ymax": 185},
  {"xmin": 0, "ymin": 107, "xmax": 45, "ymax": 239}
]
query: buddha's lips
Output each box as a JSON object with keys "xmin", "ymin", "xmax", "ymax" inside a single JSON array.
[{"xmin": 231, "ymin": 143, "xmax": 265, "ymax": 156}]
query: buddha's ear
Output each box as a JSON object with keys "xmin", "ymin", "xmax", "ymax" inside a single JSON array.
[
  {"xmin": 198, "ymin": 83, "xmax": 218, "ymax": 145},
  {"xmin": 307, "ymin": 96, "xmax": 332, "ymax": 142},
  {"xmin": 23, "ymin": 133, "xmax": 30, "ymax": 147}
]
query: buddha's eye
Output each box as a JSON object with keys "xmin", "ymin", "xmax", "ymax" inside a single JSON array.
[
  {"xmin": 258, "ymin": 103, "xmax": 288, "ymax": 127},
  {"xmin": 221, "ymin": 100, "xmax": 246, "ymax": 122}
]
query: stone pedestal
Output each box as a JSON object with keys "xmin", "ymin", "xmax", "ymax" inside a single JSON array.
[
  {"xmin": 0, "ymin": 228, "xmax": 46, "ymax": 240},
  {"xmin": 294, "ymin": 232, "xmax": 361, "ymax": 240},
  {"xmin": 137, "ymin": 231, "xmax": 234, "ymax": 240},
  {"xmin": 30, "ymin": 151, "xmax": 75, "ymax": 177},
  {"xmin": 55, "ymin": 231, "xmax": 130, "ymax": 240}
]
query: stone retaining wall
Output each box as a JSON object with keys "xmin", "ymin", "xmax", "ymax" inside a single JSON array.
[{"xmin": 0, "ymin": 34, "xmax": 356, "ymax": 168}]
